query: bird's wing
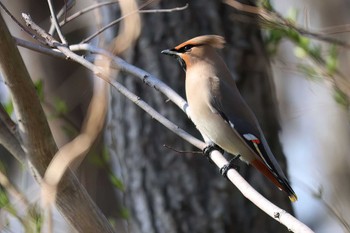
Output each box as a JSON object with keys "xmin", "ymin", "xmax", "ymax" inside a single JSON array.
[
  {"xmin": 208, "ymin": 77, "xmax": 297, "ymax": 200},
  {"xmin": 208, "ymin": 77, "xmax": 270, "ymax": 164}
]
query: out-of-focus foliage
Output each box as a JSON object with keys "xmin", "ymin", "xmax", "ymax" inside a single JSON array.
[{"xmin": 261, "ymin": 0, "xmax": 349, "ymax": 108}]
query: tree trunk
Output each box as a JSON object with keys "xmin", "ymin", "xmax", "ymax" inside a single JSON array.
[{"xmin": 105, "ymin": 1, "xmax": 293, "ymax": 233}]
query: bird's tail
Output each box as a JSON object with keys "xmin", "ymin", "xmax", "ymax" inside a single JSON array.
[{"xmin": 251, "ymin": 159, "xmax": 298, "ymax": 202}]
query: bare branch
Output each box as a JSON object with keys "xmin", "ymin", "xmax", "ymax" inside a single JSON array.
[
  {"xmin": 80, "ymin": 1, "xmax": 187, "ymax": 43},
  {"xmin": 46, "ymin": 0, "xmax": 67, "ymax": 44},
  {"xmin": 137, "ymin": 3, "xmax": 188, "ymax": 13},
  {"xmin": 14, "ymin": 37, "xmax": 66, "ymax": 59},
  {"xmin": 58, "ymin": 1, "xmax": 187, "ymax": 33},
  {"xmin": 0, "ymin": 2, "xmax": 47, "ymax": 44},
  {"xmin": 48, "ymin": 0, "xmax": 75, "ymax": 35},
  {"xmin": 319, "ymin": 24, "xmax": 350, "ymax": 35},
  {"xmin": 58, "ymin": 1, "xmax": 119, "ymax": 29}
]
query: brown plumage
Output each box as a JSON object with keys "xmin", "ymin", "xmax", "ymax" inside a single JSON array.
[{"xmin": 162, "ymin": 35, "xmax": 297, "ymax": 202}]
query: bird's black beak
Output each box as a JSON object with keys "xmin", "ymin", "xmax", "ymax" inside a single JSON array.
[
  {"xmin": 161, "ymin": 48, "xmax": 186, "ymax": 71},
  {"xmin": 161, "ymin": 49, "xmax": 179, "ymax": 57}
]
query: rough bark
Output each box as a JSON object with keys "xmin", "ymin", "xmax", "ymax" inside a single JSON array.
[{"xmin": 105, "ymin": 1, "xmax": 293, "ymax": 233}]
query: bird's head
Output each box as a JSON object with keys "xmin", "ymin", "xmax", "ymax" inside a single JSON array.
[{"xmin": 161, "ymin": 35, "xmax": 225, "ymax": 71}]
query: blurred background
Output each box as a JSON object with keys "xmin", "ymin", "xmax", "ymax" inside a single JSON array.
[{"xmin": 1, "ymin": 0, "xmax": 350, "ymax": 232}]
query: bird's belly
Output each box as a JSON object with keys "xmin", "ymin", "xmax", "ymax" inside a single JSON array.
[{"xmin": 191, "ymin": 112, "xmax": 254, "ymax": 162}]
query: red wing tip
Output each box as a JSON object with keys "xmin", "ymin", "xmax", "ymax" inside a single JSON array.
[{"xmin": 251, "ymin": 159, "xmax": 298, "ymax": 202}]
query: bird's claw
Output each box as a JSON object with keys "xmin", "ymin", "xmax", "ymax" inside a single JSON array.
[
  {"xmin": 203, "ymin": 144, "xmax": 224, "ymax": 160},
  {"xmin": 220, "ymin": 155, "xmax": 241, "ymax": 178}
]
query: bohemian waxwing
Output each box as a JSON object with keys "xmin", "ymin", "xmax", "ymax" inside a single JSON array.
[{"xmin": 162, "ymin": 35, "xmax": 297, "ymax": 202}]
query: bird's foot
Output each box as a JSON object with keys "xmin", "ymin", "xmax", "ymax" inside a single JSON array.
[
  {"xmin": 203, "ymin": 144, "xmax": 224, "ymax": 164},
  {"xmin": 203, "ymin": 144, "xmax": 224, "ymax": 163},
  {"xmin": 220, "ymin": 155, "xmax": 241, "ymax": 178}
]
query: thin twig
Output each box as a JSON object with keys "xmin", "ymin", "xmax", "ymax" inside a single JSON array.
[
  {"xmin": 138, "ymin": 3, "xmax": 188, "ymax": 13},
  {"xmin": 80, "ymin": 0, "xmax": 153, "ymax": 43},
  {"xmin": 58, "ymin": 1, "xmax": 119, "ymax": 29},
  {"xmin": 80, "ymin": 1, "xmax": 188, "ymax": 43},
  {"xmin": 0, "ymin": 170, "xmax": 29, "ymax": 208},
  {"xmin": 295, "ymin": 179, "xmax": 350, "ymax": 233},
  {"xmin": 223, "ymin": 0, "xmax": 350, "ymax": 49},
  {"xmin": 319, "ymin": 24, "xmax": 350, "ymax": 35},
  {"xmin": 0, "ymin": 2, "xmax": 47, "ymax": 44},
  {"xmin": 46, "ymin": 0, "xmax": 67, "ymax": 44},
  {"xmin": 48, "ymin": 0, "xmax": 75, "ymax": 35},
  {"xmin": 58, "ymin": 1, "xmax": 188, "ymax": 31},
  {"xmin": 163, "ymin": 144, "xmax": 202, "ymax": 154}
]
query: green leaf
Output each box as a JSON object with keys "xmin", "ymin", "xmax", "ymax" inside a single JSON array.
[
  {"xmin": 0, "ymin": 188, "xmax": 10, "ymax": 208},
  {"xmin": 333, "ymin": 88, "xmax": 349, "ymax": 108},
  {"xmin": 294, "ymin": 46, "xmax": 307, "ymax": 58},
  {"xmin": 119, "ymin": 207, "xmax": 130, "ymax": 219},
  {"xmin": 28, "ymin": 204, "xmax": 43, "ymax": 233},
  {"xmin": 299, "ymin": 36, "xmax": 310, "ymax": 48},
  {"xmin": 298, "ymin": 64, "xmax": 320, "ymax": 80},
  {"xmin": 326, "ymin": 45, "xmax": 338, "ymax": 75},
  {"xmin": 109, "ymin": 174, "xmax": 125, "ymax": 191},
  {"xmin": 0, "ymin": 188, "xmax": 17, "ymax": 216},
  {"xmin": 261, "ymin": 0, "xmax": 273, "ymax": 11},
  {"xmin": 54, "ymin": 98, "xmax": 68, "ymax": 114},
  {"xmin": 286, "ymin": 28, "xmax": 300, "ymax": 42},
  {"xmin": 4, "ymin": 101, "xmax": 13, "ymax": 116},
  {"xmin": 0, "ymin": 160, "xmax": 6, "ymax": 173},
  {"xmin": 286, "ymin": 8, "xmax": 298, "ymax": 22},
  {"xmin": 88, "ymin": 153, "xmax": 105, "ymax": 167},
  {"xmin": 102, "ymin": 147, "xmax": 110, "ymax": 163},
  {"xmin": 34, "ymin": 80, "xmax": 44, "ymax": 101}
]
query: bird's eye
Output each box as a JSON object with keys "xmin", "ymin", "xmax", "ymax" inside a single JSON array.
[{"xmin": 183, "ymin": 45, "xmax": 193, "ymax": 52}]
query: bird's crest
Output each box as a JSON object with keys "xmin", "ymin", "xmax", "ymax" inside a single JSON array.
[{"xmin": 174, "ymin": 35, "xmax": 225, "ymax": 50}]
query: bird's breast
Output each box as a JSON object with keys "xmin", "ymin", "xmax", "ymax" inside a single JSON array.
[{"xmin": 185, "ymin": 69, "xmax": 255, "ymax": 161}]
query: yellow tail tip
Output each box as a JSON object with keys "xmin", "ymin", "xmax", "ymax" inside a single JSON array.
[{"xmin": 289, "ymin": 194, "xmax": 298, "ymax": 202}]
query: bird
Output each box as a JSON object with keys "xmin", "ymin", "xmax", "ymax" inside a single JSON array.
[{"xmin": 161, "ymin": 35, "xmax": 297, "ymax": 202}]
